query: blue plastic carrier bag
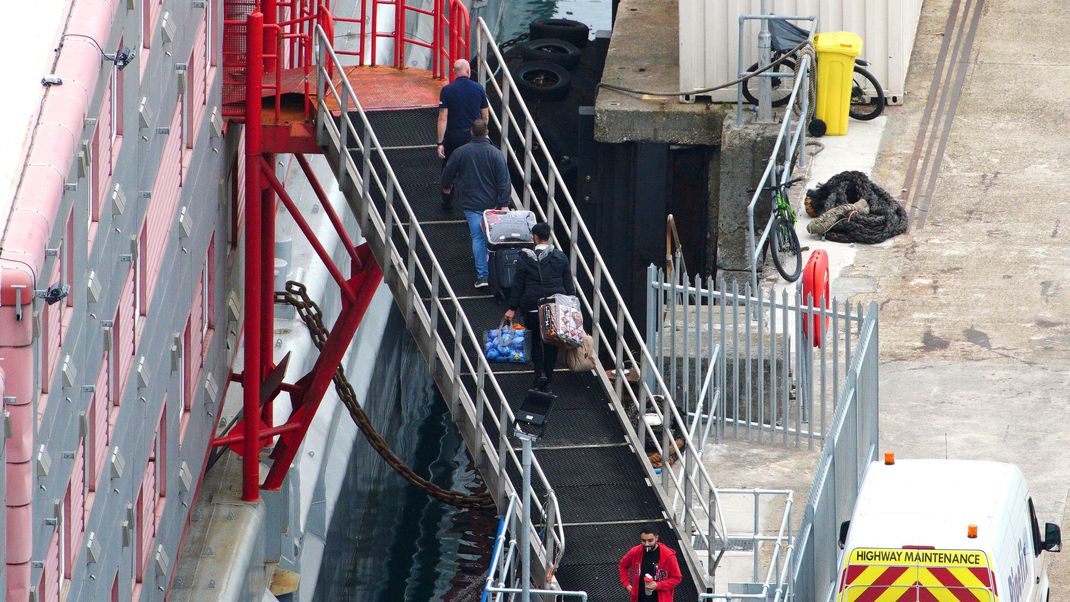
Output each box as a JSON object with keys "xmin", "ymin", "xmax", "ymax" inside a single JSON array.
[{"xmin": 484, "ymin": 321, "xmax": 529, "ymax": 364}]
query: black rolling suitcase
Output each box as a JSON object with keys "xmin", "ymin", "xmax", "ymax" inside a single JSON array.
[
  {"xmin": 489, "ymin": 247, "xmax": 524, "ymax": 301},
  {"xmin": 484, "ymin": 210, "xmax": 536, "ymax": 301}
]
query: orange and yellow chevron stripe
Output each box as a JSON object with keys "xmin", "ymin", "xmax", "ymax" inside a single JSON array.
[{"xmin": 838, "ymin": 548, "xmax": 997, "ymax": 602}]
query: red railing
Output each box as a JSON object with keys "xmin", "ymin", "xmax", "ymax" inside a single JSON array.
[
  {"xmin": 223, "ymin": 0, "xmax": 470, "ymax": 120},
  {"xmin": 222, "ymin": 0, "xmax": 323, "ymax": 121},
  {"xmin": 444, "ymin": 0, "xmax": 471, "ymax": 81},
  {"xmin": 369, "ymin": 0, "xmax": 469, "ymax": 80},
  {"xmin": 217, "ymin": 0, "xmax": 471, "ymax": 503}
]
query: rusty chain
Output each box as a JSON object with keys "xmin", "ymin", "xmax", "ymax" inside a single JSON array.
[{"xmin": 275, "ymin": 281, "xmax": 495, "ymax": 510}]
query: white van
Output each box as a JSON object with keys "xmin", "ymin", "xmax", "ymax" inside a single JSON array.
[{"xmin": 836, "ymin": 456, "xmax": 1061, "ymax": 601}]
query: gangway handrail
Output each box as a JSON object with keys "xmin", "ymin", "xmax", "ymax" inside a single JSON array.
[
  {"xmin": 697, "ymin": 488, "xmax": 796, "ymax": 601},
  {"xmin": 474, "ymin": 17, "xmax": 728, "ymax": 586},
  {"xmin": 312, "ymin": 24, "xmax": 565, "ymax": 579},
  {"xmin": 740, "ymin": 15, "xmax": 815, "ymax": 294},
  {"xmin": 484, "ymin": 493, "xmax": 588, "ymax": 601}
]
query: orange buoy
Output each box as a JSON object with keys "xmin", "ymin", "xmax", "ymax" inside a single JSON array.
[{"xmin": 801, "ymin": 250, "xmax": 830, "ymax": 347}]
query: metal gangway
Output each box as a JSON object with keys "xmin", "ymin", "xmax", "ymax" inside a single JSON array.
[{"xmin": 308, "ymin": 18, "xmax": 731, "ymax": 599}]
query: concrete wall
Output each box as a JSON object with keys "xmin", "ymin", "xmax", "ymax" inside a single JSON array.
[{"xmin": 0, "ymin": 1, "xmax": 234, "ymax": 600}]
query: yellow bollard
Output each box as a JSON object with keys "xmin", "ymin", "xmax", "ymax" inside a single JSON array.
[{"xmin": 814, "ymin": 32, "xmax": 863, "ymax": 136}]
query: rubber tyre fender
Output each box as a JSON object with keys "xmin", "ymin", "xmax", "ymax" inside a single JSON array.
[
  {"xmin": 520, "ymin": 38, "xmax": 582, "ymax": 71},
  {"xmin": 529, "ymin": 18, "xmax": 590, "ymax": 48},
  {"xmin": 801, "ymin": 249, "xmax": 830, "ymax": 347},
  {"xmin": 513, "ymin": 61, "xmax": 571, "ymax": 103}
]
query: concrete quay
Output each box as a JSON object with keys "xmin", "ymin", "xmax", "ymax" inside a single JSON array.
[{"xmin": 599, "ymin": 0, "xmax": 1070, "ymax": 597}]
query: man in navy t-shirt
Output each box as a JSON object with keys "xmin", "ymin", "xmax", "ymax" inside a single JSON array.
[{"xmin": 437, "ymin": 59, "xmax": 489, "ymax": 211}]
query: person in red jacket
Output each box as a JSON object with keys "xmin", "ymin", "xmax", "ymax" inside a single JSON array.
[{"xmin": 618, "ymin": 525, "xmax": 682, "ymax": 601}]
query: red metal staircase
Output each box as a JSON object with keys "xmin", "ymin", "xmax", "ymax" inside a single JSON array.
[{"xmin": 215, "ymin": 0, "xmax": 469, "ymax": 502}]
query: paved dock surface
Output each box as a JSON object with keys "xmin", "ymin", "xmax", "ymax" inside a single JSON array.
[{"xmin": 783, "ymin": 0, "xmax": 1070, "ymax": 595}]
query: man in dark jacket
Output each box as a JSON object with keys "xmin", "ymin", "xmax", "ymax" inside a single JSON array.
[
  {"xmin": 437, "ymin": 59, "xmax": 489, "ymax": 210},
  {"xmin": 504, "ymin": 223, "xmax": 575, "ymax": 392},
  {"xmin": 442, "ymin": 119, "xmax": 510, "ymax": 289},
  {"xmin": 618, "ymin": 525, "xmax": 683, "ymax": 602}
]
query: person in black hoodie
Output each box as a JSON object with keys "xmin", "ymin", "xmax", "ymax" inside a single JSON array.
[{"xmin": 503, "ymin": 223, "xmax": 576, "ymax": 393}]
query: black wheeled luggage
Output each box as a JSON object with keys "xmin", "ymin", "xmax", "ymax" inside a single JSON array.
[
  {"xmin": 484, "ymin": 209, "xmax": 536, "ymax": 301},
  {"xmin": 488, "ymin": 247, "xmax": 523, "ymax": 301}
]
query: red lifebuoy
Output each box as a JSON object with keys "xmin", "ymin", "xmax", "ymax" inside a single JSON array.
[{"xmin": 801, "ymin": 250, "xmax": 830, "ymax": 347}]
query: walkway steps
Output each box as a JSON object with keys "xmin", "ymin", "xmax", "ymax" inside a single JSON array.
[{"xmin": 330, "ymin": 106, "xmax": 699, "ymax": 599}]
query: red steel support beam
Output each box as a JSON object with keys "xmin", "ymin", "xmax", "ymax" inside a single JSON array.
[
  {"xmin": 242, "ymin": 10, "xmax": 266, "ymax": 503},
  {"xmin": 261, "ymin": 154, "xmax": 276, "ymax": 428},
  {"xmin": 294, "ymin": 153, "xmax": 362, "ymax": 268},
  {"xmin": 212, "ymin": 421, "xmax": 304, "ymax": 448},
  {"xmin": 262, "ymin": 244, "xmax": 382, "ymax": 490},
  {"xmin": 259, "ymin": 157, "xmax": 357, "ymax": 303}
]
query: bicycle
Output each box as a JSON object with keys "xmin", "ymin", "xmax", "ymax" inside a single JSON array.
[
  {"xmin": 741, "ymin": 19, "xmax": 885, "ymax": 121},
  {"xmin": 758, "ymin": 175, "xmax": 806, "ymax": 282}
]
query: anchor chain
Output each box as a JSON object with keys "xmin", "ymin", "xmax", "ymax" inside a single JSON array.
[{"xmin": 275, "ymin": 281, "xmax": 495, "ymax": 510}]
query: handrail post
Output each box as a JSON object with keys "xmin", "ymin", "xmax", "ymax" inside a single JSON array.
[
  {"xmin": 660, "ymin": 393, "xmax": 672, "ymax": 490},
  {"xmin": 799, "ymin": 57, "xmax": 810, "ymax": 169},
  {"xmin": 338, "ymin": 83, "xmax": 350, "ymax": 187},
  {"xmin": 708, "ymin": 497, "xmax": 718, "ymax": 581},
  {"xmin": 545, "ymin": 174, "xmax": 557, "ymax": 231},
  {"xmin": 545, "ymin": 493, "xmax": 558, "ymax": 578},
  {"xmin": 316, "ymin": 32, "xmax": 327, "ymax": 142},
  {"xmin": 497, "ymin": 403, "xmax": 509, "ymax": 504},
  {"xmin": 428, "ymin": 270, "xmax": 442, "ymax": 371},
  {"xmin": 474, "ymin": 360, "xmax": 486, "ymax": 464},
  {"xmin": 359, "ymin": 129, "xmax": 372, "ymax": 231},
  {"xmin": 590, "ymin": 266, "xmax": 602, "ymax": 357},
  {"xmin": 756, "ymin": 0, "xmax": 773, "ymax": 123},
  {"xmin": 499, "ymin": 83, "xmax": 511, "ymax": 156},
  {"xmin": 521, "ymin": 122, "xmax": 534, "ymax": 209},
  {"xmin": 476, "ymin": 16, "xmax": 487, "ymax": 87},
  {"xmin": 684, "ymin": 444, "xmax": 694, "ymax": 537},
  {"xmin": 519, "ymin": 430, "xmax": 534, "ymax": 602},
  {"xmin": 382, "ymin": 179, "xmax": 396, "ymax": 281},
  {"xmin": 451, "ymin": 311, "xmax": 465, "ymax": 410},
  {"xmin": 405, "ymin": 220, "xmax": 419, "ymax": 315}
]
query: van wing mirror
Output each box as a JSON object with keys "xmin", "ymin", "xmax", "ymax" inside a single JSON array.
[
  {"xmin": 1044, "ymin": 523, "xmax": 1061, "ymax": 552},
  {"xmin": 838, "ymin": 520, "xmax": 851, "ymax": 550}
]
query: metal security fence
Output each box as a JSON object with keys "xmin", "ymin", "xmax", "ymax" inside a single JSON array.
[
  {"xmin": 646, "ymin": 266, "xmax": 868, "ymax": 449},
  {"xmin": 790, "ymin": 303, "xmax": 879, "ymax": 602}
]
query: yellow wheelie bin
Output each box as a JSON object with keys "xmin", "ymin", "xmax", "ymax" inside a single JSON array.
[{"xmin": 814, "ymin": 32, "xmax": 862, "ymax": 136}]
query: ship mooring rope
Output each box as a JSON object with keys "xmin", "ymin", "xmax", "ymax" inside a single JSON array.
[{"xmin": 276, "ymin": 281, "xmax": 496, "ymax": 510}]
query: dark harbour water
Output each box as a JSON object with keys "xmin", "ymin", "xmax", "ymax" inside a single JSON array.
[
  {"xmin": 313, "ymin": 307, "xmax": 497, "ymax": 601},
  {"xmin": 484, "ymin": 0, "xmax": 613, "ymax": 43}
]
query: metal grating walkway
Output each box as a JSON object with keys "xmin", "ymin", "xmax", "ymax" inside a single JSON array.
[{"xmin": 345, "ymin": 107, "xmax": 698, "ymax": 600}]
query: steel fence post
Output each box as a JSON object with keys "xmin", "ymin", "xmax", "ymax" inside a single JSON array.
[{"xmin": 757, "ymin": 2, "xmax": 774, "ymax": 123}]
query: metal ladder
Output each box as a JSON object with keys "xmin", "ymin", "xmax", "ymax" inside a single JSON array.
[{"xmin": 311, "ymin": 18, "xmax": 729, "ymax": 593}]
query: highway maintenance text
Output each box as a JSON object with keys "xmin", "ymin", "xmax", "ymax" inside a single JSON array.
[{"xmin": 850, "ymin": 549, "xmax": 985, "ymax": 567}]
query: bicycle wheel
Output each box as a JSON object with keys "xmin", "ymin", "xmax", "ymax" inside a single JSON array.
[
  {"xmin": 770, "ymin": 216, "xmax": 802, "ymax": 282},
  {"xmin": 742, "ymin": 58, "xmax": 797, "ymax": 108},
  {"xmin": 848, "ymin": 66, "xmax": 885, "ymax": 121}
]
